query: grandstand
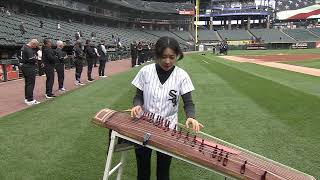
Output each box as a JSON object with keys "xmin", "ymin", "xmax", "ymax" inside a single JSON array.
[
  {"xmin": 283, "ymin": 29, "xmax": 320, "ymax": 42},
  {"xmin": 0, "ymin": 10, "xmax": 191, "ymax": 49},
  {"xmin": 0, "ymin": 0, "xmax": 319, "ymax": 51},
  {"xmin": 249, "ymin": 29, "xmax": 296, "ymax": 43},
  {"xmin": 218, "ymin": 29, "xmax": 253, "ymax": 41}
]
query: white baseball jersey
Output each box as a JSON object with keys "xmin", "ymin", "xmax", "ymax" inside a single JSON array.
[{"xmin": 132, "ymin": 63, "xmax": 194, "ymax": 128}]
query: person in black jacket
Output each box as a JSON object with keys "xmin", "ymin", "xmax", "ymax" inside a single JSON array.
[
  {"xmin": 130, "ymin": 42, "xmax": 137, "ymax": 67},
  {"xmin": 20, "ymin": 39, "xmax": 40, "ymax": 105},
  {"xmin": 55, "ymin": 40, "xmax": 67, "ymax": 92},
  {"xmin": 84, "ymin": 40, "xmax": 96, "ymax": 82},
  {"xmin": 97, "ymin": 40, "xmax": 108, "ymax": 77},
  {"xmin": 73, "ymin": 40, "xmax": 85, "ymax": 85},
  {"xmin": 42, "ymin": 38, "xmax": 58, "ymax": 98},
  {"xmin": 137, "ymin": 42, "xmax": 143, "ymax": 65}
]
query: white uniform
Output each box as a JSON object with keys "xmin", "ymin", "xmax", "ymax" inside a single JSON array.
[{"xmin": 132, "ymin": 63, "xmax": 194, "ymax": 128}]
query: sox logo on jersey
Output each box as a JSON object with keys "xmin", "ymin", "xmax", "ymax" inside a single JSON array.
[{"xmin": 132, "ymin": 63, "xmax": 194, "ymax": 128}]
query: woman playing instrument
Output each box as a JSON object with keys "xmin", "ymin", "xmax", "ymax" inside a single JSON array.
[{"xmin": 131, "ymin": 36, "xmax": 203, "ymax": 180}]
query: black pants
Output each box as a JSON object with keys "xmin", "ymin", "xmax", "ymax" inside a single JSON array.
[
  {"xmin": 131, "ymin": 55, "xmax": 137, "ymax": 67},
  {"xmin": 87, "ymin": 59, "xmax": 93, "ymax": 80},
  {"xmin": 74, "ymin": 59, "xmax": 83, "ymax": 82},
  {"xmin": 94, "ymin": 57, "xmax": 98, "ymax": 67},
  {"xmin": 135, "ymin": 146, "xmax": 172, "ymax": 180},
  {"xmin": 22, "ymin": 64, "xmax": 36, "ymax": 101},
  {"xmin": 37, "ymin": 60, "xmax": 44, "ymax": 76},
  {"xmin": 98, "ymin": 59, "xmax": 106, "ymax": 76},
  {"xmin": 55, "ymin": 63, "xmax": 64, "ymax": 89},
  {"xmin": 138, "ymin": 53, "xmax": 143, "ymax": 65},
  {"xmin": 44, "ymin": 64, "xmax": 55, "ymax": 96}
]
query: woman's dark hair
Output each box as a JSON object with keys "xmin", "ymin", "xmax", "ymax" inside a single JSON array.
[{"xmin": 155, "ymin": 36, "xmax": 183, "ymax": 61}]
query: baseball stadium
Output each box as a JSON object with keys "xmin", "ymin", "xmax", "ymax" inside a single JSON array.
[{"xmin": 0, "ymin": 0, "xmax": 319, "ymax": 180}]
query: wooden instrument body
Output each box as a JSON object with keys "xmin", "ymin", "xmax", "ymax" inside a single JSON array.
[{"xmin": 92, "ymin": 109, "xmax": 316, "ymax": 180}]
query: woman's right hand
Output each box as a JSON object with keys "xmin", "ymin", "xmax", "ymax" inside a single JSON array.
[{"xmin": 131, "ymin": 105, "xmax": 143, "ymax": 118}]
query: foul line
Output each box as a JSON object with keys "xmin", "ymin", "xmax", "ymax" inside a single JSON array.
[{"xmin": 201, "ymin": 59, "xmax": 209, "ymax": 64}]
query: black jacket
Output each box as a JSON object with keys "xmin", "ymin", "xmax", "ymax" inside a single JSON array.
[
  {"xmin": 131, "ymin": 44, "xmax": 137, "ymax": 57},
  {"xmin": 42, "ymin": 47, "xmax": 58, "ymax": 65},
  {"xmin": 55, "ymin": 48, "xmax": 66, "ymax": 64},
  {"xmin": 73, "ymin": 46, "xmax": 84, "ymax": 59},
  {"xmin": 84, "ymin": 45, "xmax": 96, "ymax": 59},
  {"xmin": 20, "ymin": 45, "xmax": 37, "ymax": 65}
]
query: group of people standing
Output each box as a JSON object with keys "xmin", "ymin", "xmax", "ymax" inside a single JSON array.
[
  {"xmin": 73, "ymin": 39, "xmax": 108, "ymax": 85},
  {"xmin": 20, "ymin": 39, "xmax": 67, "ymax": 105},
  {"xmin": 20, "ymin": 38, "xmax": 108, "ymax": 105},
  {"xmin": 130, "ymin": 41, "xmax": 155, "ymax": 67}
]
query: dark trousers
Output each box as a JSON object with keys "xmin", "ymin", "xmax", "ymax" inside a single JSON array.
[
  {"xmin": 22, "ymin": 64, "xmax": 36, "ymax": 101},
  {"xmin": 131, "ymin": 55, "xmax": 137, "ymax": 67},
  {"xmin": 55, "ymin": 63, "xmax": 64, "ymax": 89},
  {"xmin": 94, "ymin": 57, "xmax": 98, "ymax": 67},
  {"xmin": 74, "ymin": 59, "xmax": 83, "ymax": 82},
  {"xmin": 44, "ymin": 64, "xmax": 55, "ymax": 96},
  {"xmin": 138, "ymin": 53, "xmax": 143, "ymax": 65},
  {"xmin": 98, "ymin": 59, "xmax": 106, "ymax": 76},
  {"xmin": 135, "ymin": 146, "xmax": 172, "ymax": 180},
  {"xmin": 37, "ymin": 60, "xmax": 44, "ymax": 76},
  {"xmin": 87, "ymin": 59, "xmax": 93, "ymax": 80}
]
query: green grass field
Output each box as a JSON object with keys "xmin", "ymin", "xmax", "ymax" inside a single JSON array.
[
  {"xmin": 0, "ymin": 50, "xmax": 319, "ymax": 180},
  {"xmin": 283, "ymin": 59, "xmax": 320, "ymax": 69},
  {"xmin": 228, "ymin": 49, "xmax": 320, "ymax": 56}
]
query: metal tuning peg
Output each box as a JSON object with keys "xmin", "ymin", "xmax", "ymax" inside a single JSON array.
[{"xmin": 143, "ymin": 133, "xmax": 151, "ymax": 146}]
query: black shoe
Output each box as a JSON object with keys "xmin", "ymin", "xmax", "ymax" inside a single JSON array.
[
  {"xmin": 45, "ymin": 94, "xmax": 56, "ymax": 99},
  {"xmin": 87, "ymin": 78, "xmax": 94, "ymax": 82}
]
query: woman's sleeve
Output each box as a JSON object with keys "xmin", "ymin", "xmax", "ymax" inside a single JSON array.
[
  {"xmin": 181, "ymin": 92, "xmax": 195, "ymax": 119},
  {"xmin": 131, "ymin": 69, "xmax": 144, "ymax": 90},
  {"xmin": 180, "ymin": 72, "xmax": 195, "ymax": 95}
]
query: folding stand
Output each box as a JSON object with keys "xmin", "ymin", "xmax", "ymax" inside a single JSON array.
[{"xmin": 102, "ymin": 130, "xmax": 232, "ymax": 180}]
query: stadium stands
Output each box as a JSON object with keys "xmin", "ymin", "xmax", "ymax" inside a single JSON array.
[
  {"xmin": 198, "ymin": 30, "xmax": 221, "ymax": 41},
  {"xmin": 283, "ymin": 29, "xmax": 320, "ymax": 42},
  {"xmin": 250, "ymin": 29, "xmax": 296, "ymax": 43},
  {"xmin": 308, "ymin": 28, "xmax": 320, "ymax": 37},
  {"xmin": 170, "ymin": 30, "xmax": 194, "ymax": 41},
  {"xmin": 0, "ymin": 12, "xmax": 190, "ymax": 47},
  {"xmin": 105, "ymin": 0, "xmax": 193, "ymax": 13},
  {"xmin": 218, "ymin": 30, "xmax": 253, "ymax": 41}
]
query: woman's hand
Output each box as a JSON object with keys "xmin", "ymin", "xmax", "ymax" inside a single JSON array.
[
  {"xmin": 131, "ymin": 105, "xmax": 143, "ymax": 118},
  {"xmin": 185, "ymin": 118, "xmax": 204, "ymax": 133}
]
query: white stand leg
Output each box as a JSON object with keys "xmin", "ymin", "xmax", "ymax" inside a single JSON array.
[
  {"xmin": 103, "ymin": 131, "xmax": 117, "ymax": 180},
  {"xmin": 116, "ymin": 151, "xmax": 127, "ymax": 180}
]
